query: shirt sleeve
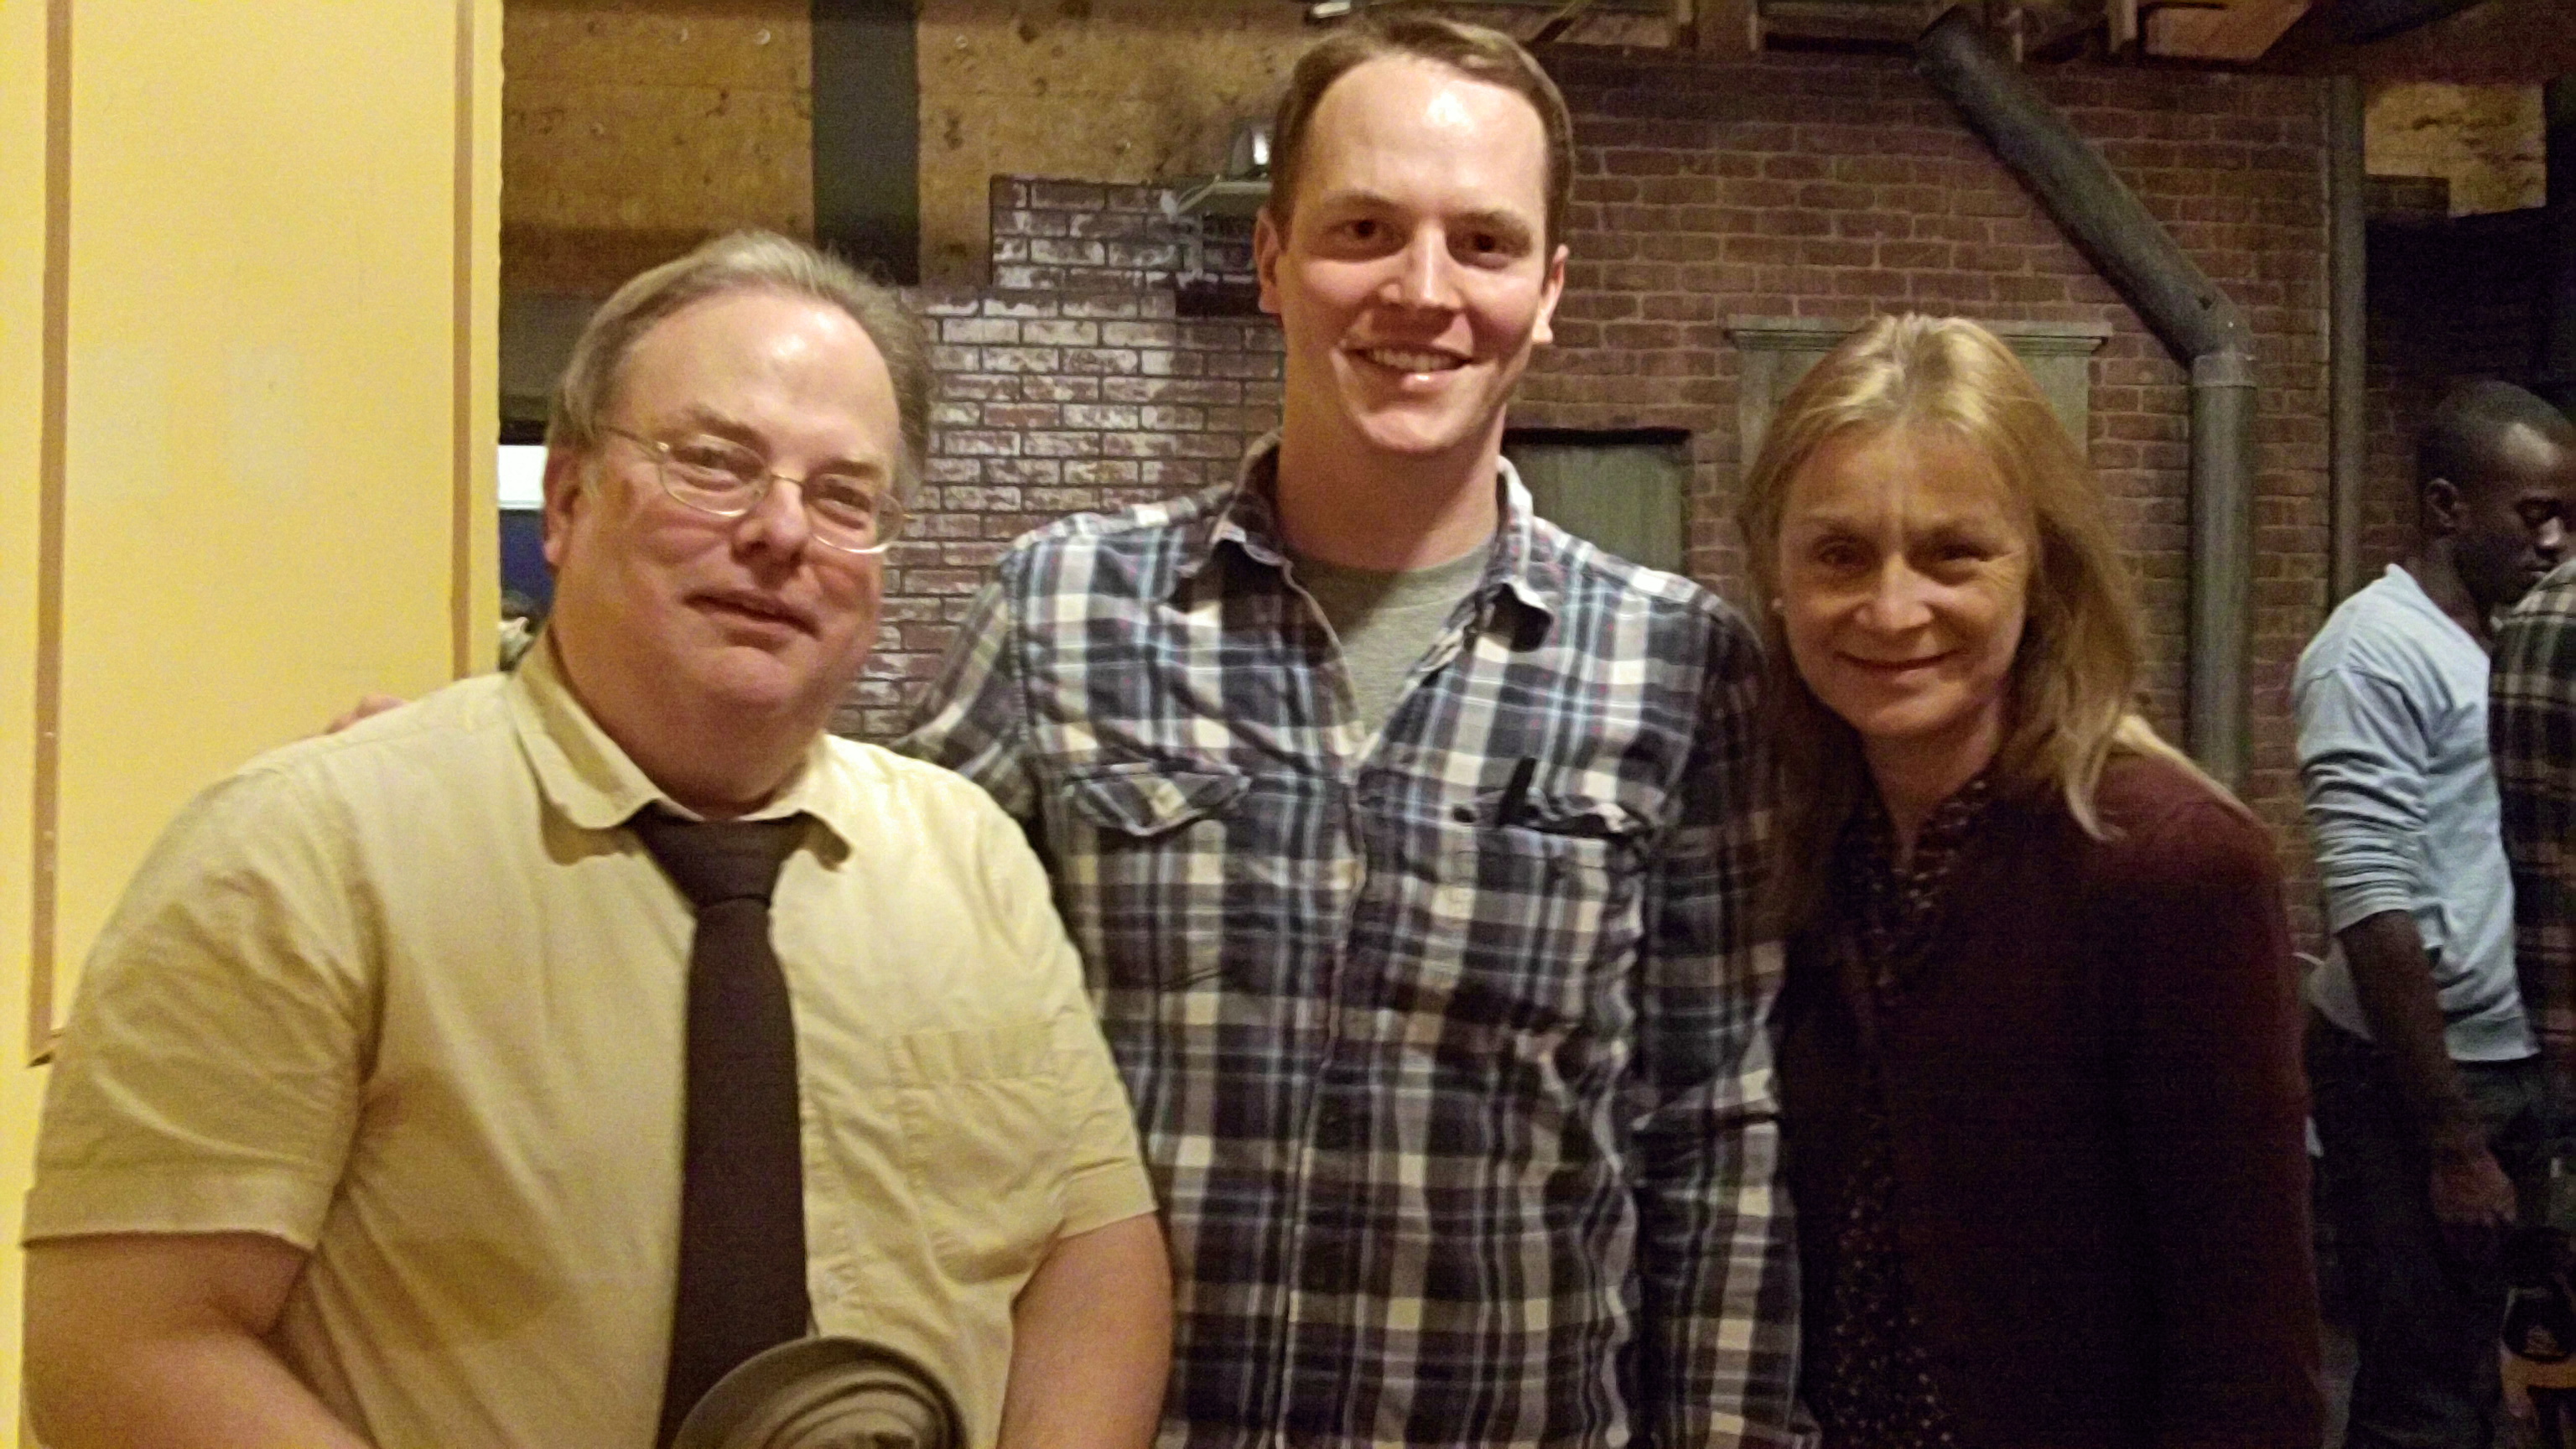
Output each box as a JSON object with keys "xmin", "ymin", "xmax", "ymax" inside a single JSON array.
[
  {"xmin": 2295, "ymin": 660, "xmax": 2438, "ymax": 935},
  {"xmin": 2492, "ymin": 596, "xmax": 2576, "ymax": 1072},
  {"xmin": 2100, "ymin": 789, "xmax": 2325, "ymax": 1449},
  {"xmin": 898, "ymin": 554, "xmax": 1041, "ymax": 824},
  {"xmin": 29, "ymin": 764, "xmax": 372, "ymax": 1250},
  {"xmin": 973, "ymin": 786, "xmax": 1156, "ymax": 1239},
  {"xmin": 1625, "ymin": 614, "xmax": 1800, "ymax": 1448}
]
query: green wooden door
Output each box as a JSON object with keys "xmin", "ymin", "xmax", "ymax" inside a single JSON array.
[{"xmin": 1503, "ymin": 431, "xmax": 1690, "ymax": 574}]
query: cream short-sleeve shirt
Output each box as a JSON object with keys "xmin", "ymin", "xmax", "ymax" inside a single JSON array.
[{"xmin": 30, "ymin": 639, "xmax": 1156, "ymax": 1448}]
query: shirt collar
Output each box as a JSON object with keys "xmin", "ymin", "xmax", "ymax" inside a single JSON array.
[
  {"xmin": 505, "ymin": 631, "xmax": 859, "ymax": 849},
  {"xmin": 1172, "ymin": 433, "xmax": 1565, "ymax": 623},
  {"xmin": 2376, "ymin": 562, "xmax": 2485, "ymax": 651}
]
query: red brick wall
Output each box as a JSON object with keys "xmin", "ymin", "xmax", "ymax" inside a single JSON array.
[
  {"xmin": 846, "ymin": 181, "xmax": 1280, "ymax": 735},
  {"xmin": 1524, "ymin": 50, "xmax": 2329, "ymax": 866},
  {"xmin": 855, "ymin": 48, "xmax": 2334, "ymax": 932}
]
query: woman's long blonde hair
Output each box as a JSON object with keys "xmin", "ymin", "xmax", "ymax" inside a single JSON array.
[{"xmin": 1734, "ymin": 314, "xmax": 2234, "ymax": 930}]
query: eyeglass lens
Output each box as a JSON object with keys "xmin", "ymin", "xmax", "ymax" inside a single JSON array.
[{"xmin": 657, "ymin": 434, "xmax": 897, "ymax": 549}]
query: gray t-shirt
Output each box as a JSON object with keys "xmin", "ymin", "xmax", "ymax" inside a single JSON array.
[{"xmin": 1291, "ymin": 540, "xmax": 1494, "ymax": 738}]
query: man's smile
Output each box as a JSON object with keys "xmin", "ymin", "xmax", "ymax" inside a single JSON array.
[
  {"xmin": 1350, "ymin": 344, "xmax": 1469, "ymax": 376},
  {"xmin": 692, "ymin": 587, "xmax": 815, "ymax": 634}
]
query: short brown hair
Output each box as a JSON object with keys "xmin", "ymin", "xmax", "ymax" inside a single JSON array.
[
  {"xmin": 548, "ymin": 230, "xmax": 933, "ymax": 497},
  {"xmin": 1266, "ymin": 15, "xmax": 1575, "ymax": 254}
]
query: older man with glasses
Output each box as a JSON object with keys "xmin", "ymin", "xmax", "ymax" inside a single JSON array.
[{"xmin": 24, "ymin": 231, "xmax": 1170, "ymax": 1449}]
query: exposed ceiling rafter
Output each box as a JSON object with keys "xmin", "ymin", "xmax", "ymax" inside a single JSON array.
[{"xmin": 2143, "ymin": 0, "xmax": 2313, "ymax": 61}]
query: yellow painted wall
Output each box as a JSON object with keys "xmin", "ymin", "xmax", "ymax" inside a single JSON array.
[
  {"xmin": 3, "ymin": 2, "xmax": 499, "ymax": 1437},
  {"xmin": 0, "ymin": 1, "xmax": 54, "ymax": 1425}
]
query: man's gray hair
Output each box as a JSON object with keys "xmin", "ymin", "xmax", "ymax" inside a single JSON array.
[{"xmin": 547, "ymin": 230, "xmax": 933, "ymax": 496}]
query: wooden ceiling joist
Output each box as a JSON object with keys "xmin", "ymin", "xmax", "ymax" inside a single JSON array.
[{"xmin": 2144, "ymin": 0, "xmax": 2314, "ymax": 60}]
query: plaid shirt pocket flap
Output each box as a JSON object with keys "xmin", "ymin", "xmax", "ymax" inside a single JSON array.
[{"xmin": 1061, "ymin": 759, "xmax": 1249, "ymax": 839}]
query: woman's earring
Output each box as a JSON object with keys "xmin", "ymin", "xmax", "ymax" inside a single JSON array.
[{"xmin": 1769, "ymin": 597, "xmax": 1784, "ymax": 614}]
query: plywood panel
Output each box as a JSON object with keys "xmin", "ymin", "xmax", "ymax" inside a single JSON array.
[
  {"xmin": 500, "ymin": 2, "xmax": 1670, "ymax": 290},
  {"xmin": 2366, "ymin": 80, "xmax": 2545, "ymax": 216},
  {"xmin": 918, "ymin": 0, "xmax": 1309, "ymax": 283},
  {"xmin": 505, "ymin": 0, "xmax": 812, "ymax": 293}
]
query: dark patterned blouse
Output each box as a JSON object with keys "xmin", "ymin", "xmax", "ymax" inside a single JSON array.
[{"xmin": 1805, "ymin": 773, "xmax": 1997, "ymax": 1449}]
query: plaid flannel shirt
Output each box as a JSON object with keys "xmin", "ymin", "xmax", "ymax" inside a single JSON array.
[
  {"xmin": 2495, "ymin": 558, "xmax": 2576, "ymax": 1074},
  {"xmin": 900, "ymin": 443, "xmax": 1796, "ymax": 1449}
]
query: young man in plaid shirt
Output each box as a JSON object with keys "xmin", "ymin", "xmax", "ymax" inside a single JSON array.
[
  {"xmin": 2492, "ymin": 401, "xmax": 2576, "ymax": 1106},
  {"xmin": 903, "ymin": 16, "xmax": 1795, "ymax": 1449}
]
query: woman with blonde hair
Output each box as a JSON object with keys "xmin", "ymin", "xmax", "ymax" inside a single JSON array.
[{"xmin": 1740, "ymin": 315, "xmax": 2320, "ymax": 1446}]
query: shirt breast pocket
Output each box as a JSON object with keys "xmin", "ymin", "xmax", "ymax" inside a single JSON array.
[
  {"xmin": 893, "ymin": 1024, "xmax": 1063, "ymax": 1288},
  {"xmin": 1053, "ymin": 759, "xmax": 1247, "ymax": 988},
  {"xmin": 1427, "ymin": 795, "xmax": 1648, "ymax": 1033}
]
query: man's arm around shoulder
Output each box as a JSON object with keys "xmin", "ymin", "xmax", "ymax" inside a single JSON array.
[{"xmin": 28, "ymin": 1232, "xmax": 372, "ymax": 1449}]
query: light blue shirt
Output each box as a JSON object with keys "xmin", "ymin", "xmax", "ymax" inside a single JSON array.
[{"xmin": 2294, "ymin": 564, "xmax": 2532, "ymax": 1061}]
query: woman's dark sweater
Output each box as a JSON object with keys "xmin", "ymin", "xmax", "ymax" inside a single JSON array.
[{"xmin": 1774, "ymin": 752, "xmax": 2324, "ymax": 1448}]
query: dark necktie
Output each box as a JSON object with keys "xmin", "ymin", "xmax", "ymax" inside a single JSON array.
[{"xmin": 630, "ymin": 807, "xmax": 813, "ymax": 1447}]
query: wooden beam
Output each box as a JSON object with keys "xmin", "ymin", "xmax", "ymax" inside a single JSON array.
[{"xmin": 2146, "ymin": 0, "xmax": 2314, "ymax": 61}]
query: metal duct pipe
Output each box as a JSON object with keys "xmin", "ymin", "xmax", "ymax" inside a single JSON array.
[
  {"xmin": 2192, "ymin": 351, "xmax": 2259, "ymax": 772},
  {"xmin": 2540, "ymin": 77, "xmax": 2576, "ymax": 416},
  {"xmin": 1916, "ymin": 6, "xmax": 2259, "ymax": 786},
  {"xmin": 2329, "ymin": 76, "xmax": 2368, "ymax": 600}
]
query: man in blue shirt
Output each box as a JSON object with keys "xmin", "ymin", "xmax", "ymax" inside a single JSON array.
[{"xmin": 2297, "ymin": 379, "xmax": 2576, "ymax": 1449}]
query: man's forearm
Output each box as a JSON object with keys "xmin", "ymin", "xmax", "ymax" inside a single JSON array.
[
  {"xmin": 32, "ymin": 1327, "xmax": 371, "ymax": 1449},
  {"xmin": 27, "ymin": 1236, "xmax": 371, "ymax": 1449},
  {"xmin": 2339, "ymin": 909, "xmax": 2481, "ymax": 1150},
  {"xmin": 997, "ymin": 1213, "xmax": 1172, "ymax": 1449}
]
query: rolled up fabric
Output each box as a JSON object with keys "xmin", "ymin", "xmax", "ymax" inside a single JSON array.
[{"xmin": 673, "ymin": 1336, "xmax": 964, "ymax": 1449}]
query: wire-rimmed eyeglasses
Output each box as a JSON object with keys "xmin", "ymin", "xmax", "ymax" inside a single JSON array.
[{"xmin": 602, "ymin": 425, "xmax": 906, "ymax": 555}]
